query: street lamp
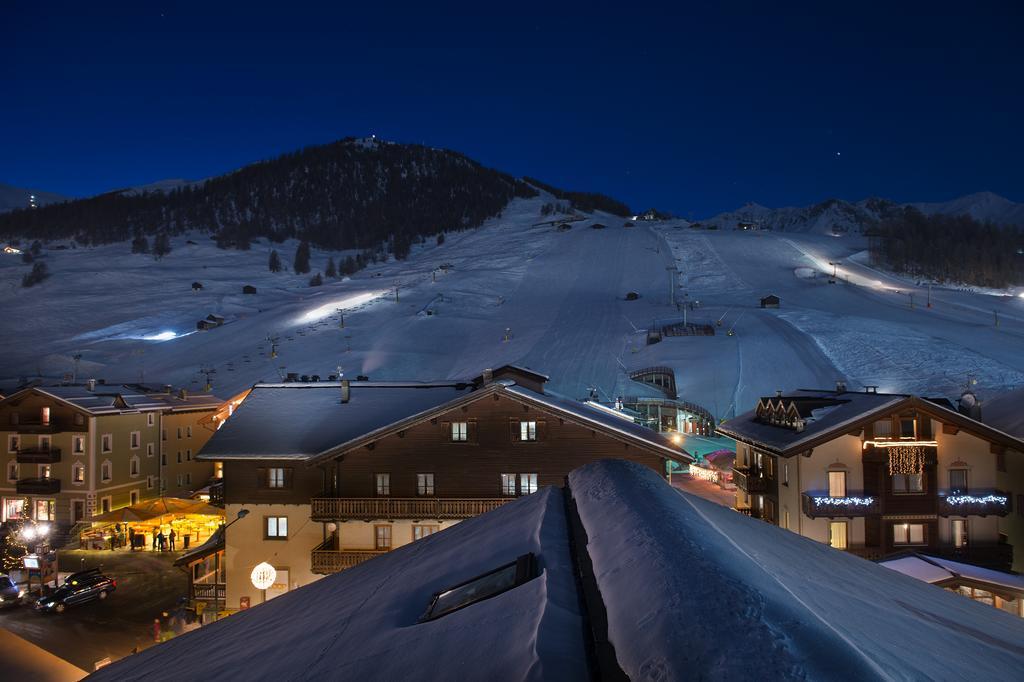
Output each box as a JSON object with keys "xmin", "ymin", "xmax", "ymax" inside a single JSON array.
[{"xmin": 223, "ymin": 509, "xmax": 249, "ymax": 530}]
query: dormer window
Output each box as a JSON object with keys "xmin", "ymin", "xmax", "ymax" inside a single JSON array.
[
  {"xmin": 899, "ymin": 417, "xmax": 916, "ymax": 439},
  {"xmin": 40, "ymin": 406, "xmax": 50, "ymax": 425}
]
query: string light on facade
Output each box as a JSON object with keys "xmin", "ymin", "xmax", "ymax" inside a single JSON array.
[
  {"xmin": 888, "ymin": 446, "xmax": 925, "ymax": 476},
  {"xmin": 812, "ymin": 496, "xmax": 875, "ymax": 507},
  {"xmin": 688, "ymin": 465, "xmax": 719, "ymax": 483},
  {"xmin": 944, "ymin": 494, "xmax": 1008, "ymax": 506}
]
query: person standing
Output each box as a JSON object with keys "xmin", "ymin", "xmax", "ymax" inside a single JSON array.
[
  {"xmin": 152, "ymin": 529, "xmax": 158, "ymax": 551},
  {"xmin": 169, "ymin": 529, "xmax": 176, "ymax": 551},
  {"xmin": 128, "ymin": 527, "xmax": 136, "ymax": 551},
  {"xmin": 157, "ymin": 530, "xmax": 166, "ymax": 552}
]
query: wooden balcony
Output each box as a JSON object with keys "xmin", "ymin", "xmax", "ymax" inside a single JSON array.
[
  {"xmin": 16, "ymin": 447, "xmax": 61, "ymax": 464},
  {"xmin": 937, "ymin": 490, "xmax": 1012, "ymax": 517},
  {"xmin": 310, "ymin": 497, "xmax": 512, "ymax": 522},
  {"xmin": 192, "ymin": 583, "xmax": 226, "ymax": 603},
  {"xmin": 933, "ymin": 542, "xmax": 1014, "ymax": 572},
  {"xmin": 311, "ymin": 539, "xmax": 387, "ymax": 575},
  {"xmin": 16, "ymin": 477, "xmax": 61, "ymax": 494},
  {"xmin": 801, "ymin": 491, "xmax": 880, "ymax": 519},
  {"xmin": 731, "ymin": 467, "xmax": 768, "ymax": 493}
]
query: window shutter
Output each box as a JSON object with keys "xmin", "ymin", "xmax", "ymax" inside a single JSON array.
[
  {"xmin": 283, "ymin": 467, "xmax": 294, "ymax": 489},
  {"xmin": 536, "ymin": 420, "xmax": 547, "ymax": 441},
  {"xmin": 510, "ymin": 419, "xmax": 520, "ymax": 442},
  {"xmin": 256, "ymin": 467, "xmax": 267, "ymax": 488},
  {"xmin": 467, "ymin": 419, "xmax": 478, "ymax": 442},
  {"xmin": 441, "ymin": 421, "xmax": 450, "ymax": 441}
]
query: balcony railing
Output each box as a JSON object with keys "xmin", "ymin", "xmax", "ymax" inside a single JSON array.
[
  {"xmin": 311, "ymin": 539, "xmax": 387, "ymax": 574},
  {"xmin": 310, "ymin": 497, "xmax": 512, "ymax": 522},
  {"xmin": 801, "ymin": 491, "xmax": 880, "ymax": 518},
  {"xmin": 16, "ymin": 477, "xmax": 61, "ymax": 494},
  {"xmin": 16, "ymin": 447, "xmax": 62, "ymax": 464},
  {"xmin": 731, "ymin": 467, "xmax": 768, "ymax": 493},
  {"xmin": 192, "ymin": 583, "xmax": 226, "ymax": 602},
  {"xmin": 937, "ymin": 490, "xmax": 1012, "ymax": 517}
]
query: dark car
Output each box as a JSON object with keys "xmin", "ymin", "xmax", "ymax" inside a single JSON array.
[
  {"xmin": 36, "ymin": 569, "xmax": 116, "ymax": 613},
  {"xmin": 0, "ymin": 575, "xmax": 24, "ymax": 608}
]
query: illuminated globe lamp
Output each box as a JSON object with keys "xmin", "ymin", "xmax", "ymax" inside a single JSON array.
[{"xmin": 251, "ymin": 562, "xmax": 277, "ymax": 602}]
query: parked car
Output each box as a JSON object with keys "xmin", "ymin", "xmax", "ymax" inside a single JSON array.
[
  {"xmin": 0, "ymin": 576, "xmax": 24, "ymax": 608},
  {"xmin": 36, "ymin": 569, "xmax": 116, "ymax": 613}
]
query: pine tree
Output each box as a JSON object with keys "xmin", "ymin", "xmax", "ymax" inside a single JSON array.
[
  {"xmin": 153, "ymin": 233, "xmax": 172, "ymax": 259},
  {"xmin": 341, "ymin": 255, "xmax": 357, "ymax": 275},
  {"xmin": 294, "ymin": 241, "xmax": 311, "ymax": 274},
  {"xmin": 309, "ymin": 272, "xmax": 323, "ymax": 287},
  {"xmin": 325, "ymin": 257, "xmax": 337, "ymax": 278},
  {"xmin": 22, "ymin": 261, "xmax": 49, "ymax": 287},
  {"xmin": 132, "ymin": 235, "xmax": 150, "ymax": 254},
  {"xmin": 268, "ymin": 249, "xmax": 282, "ymax": 273},
  {"xmin": 436, "ymin": 233, "xmax": 445, "ymax": 246}
]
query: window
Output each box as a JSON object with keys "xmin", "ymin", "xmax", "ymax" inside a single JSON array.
[
  {"xmin": 7, "ymin": 435, "xmax": 18, "ymax": 453},
  {"xmin": 420, "ymin": 553, "xmax": 536, "ymax": 622},
  {"xmin": 176, "ymin": 473, "xmax": 183, "ymax": 486},
  {"xmin": 7, "ymin": 461, "xmax": 17, "ymax": 482},
  {"xmin": 519, "ymin": 473, "xmax": 538, "ymax": 495},
  {"xmin": 828, "ymin": 470, "xmax": 847, "ymax": 498},
  {"xmin": 161, "ymin": 429, "xmax": 167, "ymax": 441},
  {"xmin": 952, "ymin": 519, "xmax": 968, "ymax": 548},
  {"xmin": 829, "ymin": 522, "xmax": 848, "ymax": 550},
  {"xmin": 147, "ymin": 475, "xmax": 155, "ymax": 490},
  {"xmin": 147, "ymin": 413, "xmax": 155, "ymax": 427},
  {"xmin": 899, "ymin": 417, "xmax": 916, "ymax": 438},
  {"xmin": 72, "ymin": 463, "xmax": 85, "ymax": 484},
  {"xmin": 4, "ymin": 498, "xmax": 26, "ymax": 520},
  {"xmin": 874, "ymin": 420, "xmax": 892, "ymax": 438},
  {"xmin": 375, "ymin": 473, "xmax": 391, "ymax": 496},
  {"xmin": 413, "ymin": 525, "xmax": 439, "ymax": 541},
  {"xmin": 130, "ymin": 455, "xmax": 140, "ymax": 477},
  {"xmin": 265, "ymin": 516, "xmax": 288, "ymax": 539},
  {"xmin": 186, "ymin": 449, "xmax": 192, "ymax": 461},
  {"xmin": 520, "ymin": 421, "xmax": 537, "ymax": 441},
  {"xmin": 38, "ymin": 435, "xmax": 51, "ymax": 451},
  {"xmin": 40, "ymin": 406, "xmax": 50, "ymax": 425},
  {"xmin": 417, "ymin": 473, "xmax": 435, "ymax": 496},
  {"xmin": 101, "ymin": 460, "xmax": 112, "ymax": 482},
  {"xmin": 267, "ymin": 468, "xmax": 285, "ymax": 488},
  {"xmin": 949, "ymin": 469, "xmax": 968, "ymax": 494},
  {"xmin": 146, "ymin": 443, "xmax": 154, "ymax": 457},
  {"xmin": 186, "ymin": 425, "xmax": 192, "ymax": 438},
  {"xmin": 101, "ymin": 434, "xmax": 112, "ymax": 453},
  {"xmin": 176, "ymin": 427, "xmax": 182, "ymax": 439},
  {"xmin": 35, "ymin": 499, "xmax": 55, "ymax": 521},
  {"xmin": 783, "ymin": 463, "xmax": 789, "ymax": 486},
  {"xmin": 892, "ymin": 473, "xmax": 924, "ymax": 494},
  {"xmin": 375, "ymin": 525, "xmax": 392, "ymax": 550},
  {"xmin": 177, "ymin": 451, "xmax": 182, "ymax": 464},
  {"xmin": 100, "ymin": 497, "xmax": 112, "ymax": 514},
  {"xmin": 893, "ymin": 523, "xmax": 926, "ymax": 545},
  {"xmin": 73, "ymin": 436, "xmax": 85, "ymax": 454},
  {"xmin": 130, "ymin": 490, "xmax": 139, "ymax": 505},
  {"xmin": 451, "ymin": 422, "xmax": 468, "ymax": 442},
  {"xmin": 74, "ymin": 412, "xmax": 85, "ymax": 426},
  {"xmin": 161, "ymin": 453, "xmax": 167, "ymax": 466},
  {"xmin": 39, "ymin": 464, "xmax": 51, "ymax": 479},
  {"xmin": 186, "ymin": 472, "xmax": 191, "ymax": 485},
  {"xmin": 501, "ymin": 473, "xmax": 516, "ymax": 496},
  {"xmin": 782, "ymin": 508, "xmax": 791, "ymax": 531},
  {"xmin": 130, "ymin": 431, "xmax": 140, "ymax": 449}
]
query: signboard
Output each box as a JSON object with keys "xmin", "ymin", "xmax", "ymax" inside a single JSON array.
[
  {"xmin": 23, "ymin": 555, "xmax": 39, "ymax": 569},
  {"xmin": 266, "ymin": 569, "xmax": 289, "ymax": 601},
  {"xmin": 239, "ymin": 596, "xmax": 250, "ymax": 610}
]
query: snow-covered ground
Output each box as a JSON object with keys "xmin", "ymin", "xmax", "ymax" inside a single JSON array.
[{"xmin": 2, "ymin": 195, "xmax": 1023, "ymax": 418}]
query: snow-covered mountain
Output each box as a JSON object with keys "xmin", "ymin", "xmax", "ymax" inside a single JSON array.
[
  {"xmin": 703, "ymin": 192, "xmax": 1024, "ymax": 234},
  {"xmin": 117, "ymin": 178, "xmax": 199, "ymax": 196},
  {"xmin": 0, "ymin": 182, "xmax": 67, "ymax": 213}
]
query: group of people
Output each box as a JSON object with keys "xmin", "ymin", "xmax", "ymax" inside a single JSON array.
[{"xmin": 107, "ymin": 523, "xmax": 189, "ymax": 551}]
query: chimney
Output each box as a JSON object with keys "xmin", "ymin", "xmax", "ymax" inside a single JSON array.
[
  {"xmin": 775, "ymin": 390, "xmax": 782, "ymax": 398},
  {"xmin": 482, "ymin": 368, "xmax": 493, "ymax": 385},
  {"xmin": 341, "ymin": 379, "xmax": 351, "ymax": 404},
  {"xmin": 864, "ymin": 385, "xmax": 878, "ymax": 394},
  {"xmin": 163, "ymin": 384, "xmax": 173, "ymax": 394},
  {"xmin": 178, "ymin": 388, "xmax": 188, "ymax": 400},
  {"xmin": 835, "ymin": 380, "xmax": 847, "ymax": 393},
  {"xmin": 86, "ymin": 379, "xmax": 96, "ymax": 392}
]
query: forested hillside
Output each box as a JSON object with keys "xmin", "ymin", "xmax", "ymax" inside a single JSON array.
[
  {"xmin": 0, "ymin": 139, "xmax": 541, "ymax": 253},
  {"xmin": 869, "ymin": 207, "xmax": 1024, "ymax": 288}
]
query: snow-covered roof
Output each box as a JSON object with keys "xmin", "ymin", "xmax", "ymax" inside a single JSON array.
[
  {"xmin": 6, "ymin": 384, "xmax": 223, "ymax": 415},
  {"xmin": 89, "ymin": 487, "xmax": 588, "ymax": 682},
  {"xmin": 881, "ymin": 553, "xmax": 1024, "ymax": 594},
  {"xmin": 94, "ymin": 460, "xmax": 1024, "ymax": 681},
  {"xmin": 199, "ymin": 381, "xmax": 474, "ymax": 460}
]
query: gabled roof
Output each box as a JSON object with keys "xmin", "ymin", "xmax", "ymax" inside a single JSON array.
[
  {"xmin": 2, "ymin": 384, "xmax": 223, "ymax": 416},
  {"xmin": 718, "ymin": 388, "xmax": 1024, "ymax": 457},
  {"xmin": 880, "ymin": 552, "xmax": 1024, "ymax": 596},
  {"xmin": 199, "ymin": 381, "xmax": 474, "ymax": 460}
]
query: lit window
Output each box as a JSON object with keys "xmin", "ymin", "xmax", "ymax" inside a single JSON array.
[
  {"xmin": 73, "ymin": 464, "xmax": 85, "ymax": 484},
  {"xmin": 519, "ymin": 473, "xmax": 538, "ymax": 495},
  {"xmin": 8, "ymin": 435, "xmax": 18, "ymax": 453},
  {"xmin": 828, "ymin": 470, "xmax": 847, "ymax": 498},
  {"xmin": 520, "ymin": 421, "xmax": 537, "ymax": 441},
  {"xmin": 420, "ymin": 554, "xmax": 537, "ymax": 622},
  {"xmin": 417, "ymin": 473, "xmax": 435, "ymax": 496},
  {"xmin": 40, "ymin": 406, "xmax": 50, "ymax": 425},
  {"xmin": 375, "ymin": 473, "xmax": 390, "ymax": 496},
  {"xmin": 501, "ymin": 473, "xmax": 516, "ymax": 496},
  {"xmin": 451, "ymin": 422, "xmax": 468, "ymax": 442},
  {"xmin": 413, "ymin": 525, "xmax": 439, "ymax": 541},
  {"xmin": 949, "ymin": 469, "xmax": 967, "ymax": 494},
  {"xmin": 39, "ymin": 464, "xmax": 51, "ymax": 479},
  {"xmin": 829, "ymin": 521, "xmax": 848, "ymax": 549},
  {"xmin": 73, "ymin": 436, "xmax": 85, "ymax": 454},
  {"xmin": 266, "ymin": 516, "xmax": 288, "ymax": 539},
  {"xmin": 268, "ymin": 468, "xmax": 285, "ymax": 488},
  {"xmin": 893, "ymin": 523, "xmax": 925, "ymax": 545},
  {"xmin": 375, "ymin": 525, "xmax": 392, "ymax": 550},
  {"xmin": 952, "ymin": 519, "xmax": 968, "ymax": 548}
]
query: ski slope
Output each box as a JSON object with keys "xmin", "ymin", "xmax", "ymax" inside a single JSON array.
[{"xmin": 2, "ymin": 195, "xmax": 1023, "ymax": 419}]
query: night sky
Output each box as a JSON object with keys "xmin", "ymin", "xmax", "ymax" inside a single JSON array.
[{"xmin": 3, "ymin": 1, "xmax": 1022, "ymax": 217}]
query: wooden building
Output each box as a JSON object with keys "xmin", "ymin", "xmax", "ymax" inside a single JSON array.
[
  {"xmin": 760, "ymin": 294, "xmax": 780, "ymax": 308},
  {"xmin": 718, "ymin": 386, "xmax": 1024, "ymax": 572},
  {"xmin": 199, "ymin": 365, "xmax": 691, "ymax": 610}
]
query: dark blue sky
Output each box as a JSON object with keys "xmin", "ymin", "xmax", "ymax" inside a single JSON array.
[{"xmin": 3, "ymin": 1, "xmax": 1022, "ymax": 217}]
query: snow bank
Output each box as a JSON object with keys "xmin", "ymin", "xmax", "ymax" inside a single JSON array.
[
  {"xmin": 90, "ymin": 487, "xmax": 587, "ymax": 682},
  {"xmin": 570, "ymin": 460, "xmax": 1024, "ymax": 681}
]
